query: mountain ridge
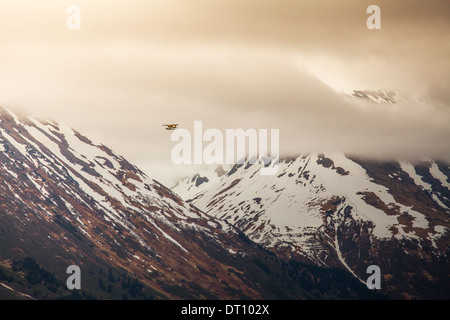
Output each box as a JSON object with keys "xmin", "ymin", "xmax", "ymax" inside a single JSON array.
[
  {"xmin": 173, "ymin": 153, "xmax": 450, "ymax": 299},
  {"xmin": 0, "ymin": 106, "xmax": 384, "ymax": 300}
]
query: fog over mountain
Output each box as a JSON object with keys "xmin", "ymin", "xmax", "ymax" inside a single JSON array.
[
  {"xmin": 0, "ymin": 0, "xmax": 449, "ymax": 184},
  {"xmin": 0, "ymin": 0, "xmax": 449, "ymax": 302}
]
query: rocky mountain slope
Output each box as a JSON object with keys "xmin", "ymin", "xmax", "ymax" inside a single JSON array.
[
  {"xmin": 173, "ymin": 153, "xmax": 450, "ymax": 299},
  {"xmin": 0, "ymin": 106, "xmax": 381, "ymax": 300}
]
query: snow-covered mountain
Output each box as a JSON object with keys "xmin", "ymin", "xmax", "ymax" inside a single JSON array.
[
  {"xmin": 0, "ymin": 106, "xmax": 382, "ymax": 300},
  {"xmin": 173, "ymin": 153, "xmax": 450, "ymax": 299},
  {"xmin": 0, "ymin": 106, "xmax": 252, "ymax": 299},
  {"xmin": 346, "ymin": 90, "xmax": 399, "ymax": 104}
]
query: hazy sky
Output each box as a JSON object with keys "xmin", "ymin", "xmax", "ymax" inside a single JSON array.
[{"xmin": 1, "ymin": 0, "xmax": 449, "ymax": 185}]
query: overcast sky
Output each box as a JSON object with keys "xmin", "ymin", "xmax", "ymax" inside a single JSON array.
[{"xmin": 1, "ymin": 0, "xmax": 449, "ymax": 185}]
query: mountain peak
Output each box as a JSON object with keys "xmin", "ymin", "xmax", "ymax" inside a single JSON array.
[
  {"xmin": 346, "ymin": 90, "xmax": 399, "ymax": 104},
  {"xmin": 2, "ymin": 107, "xmax": 386, "ymax": 300},
  {"xmin": 173, "ymin": 152, "xmax": 450, "ymax": 299},
  {"xmin": 0, "ymin": 107, "xmax": 255, "ymax": 299}
]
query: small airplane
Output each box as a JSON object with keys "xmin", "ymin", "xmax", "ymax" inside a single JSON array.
[{"xmin": 162, "ymin": 124, "xmax": 179, "ymax": 131}]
